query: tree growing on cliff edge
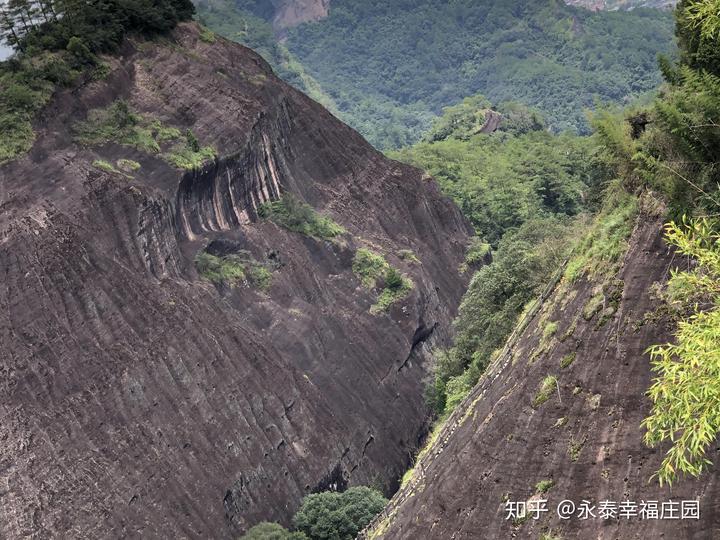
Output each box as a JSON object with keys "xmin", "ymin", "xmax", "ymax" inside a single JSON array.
[{"xmin": 0, "ymin": 0, "xmax": 196, "ymax": 55}]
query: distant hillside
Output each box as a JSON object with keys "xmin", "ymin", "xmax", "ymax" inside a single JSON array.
[
  {"xmin": 200, "ymin": 0, "xmax": 676, "ymax": 149},
  {"xmin": 564, "ymin": 0, "xmax": 676, "ymax": 10},
  {"xmin": 283, "ymin": 0, "xmax": 676, "ymax": 148},
  {"xmin": 196, "ymin": 0, "xmax": 329, "ymax": 31}
]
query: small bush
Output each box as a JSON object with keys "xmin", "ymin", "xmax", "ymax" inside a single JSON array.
[
  {"xmin": 92, "ymin": 159, "xmax": 122, "ymax": 175},
  {"xmin": 117, "ymin": 159, "xmax": 141, "ymax": 172},
  {"xmin": 154, "ymin": 123, "xmax": 182, "ymax": 142},
  {"xmin": 535, "ymin": 479, "xmax": 555, "ymax": 494},
  {"xmin": 260, "ymin": 195, "xmax": 345, "ymax": 239},
  {"xmin": 165, "ymin": 144, "xmax": 216, "ymax": 170},
  {"xmin": 582, "ymin": 292, "xmax": 604, "ymax": 321},
  {"xmin": 247, "ymin": 265, "xmax": 272, "ymax": 291},
  {"xmin": 293, "ymin": 487, "xmax": 387, "ymax": 540},
  {"xmin": 91, "ymin": 62, "xmax": 111, "ymax": 81},
  {"xmin": 352, "ymin": 248, "xmax": 388, "ymax": 288},
  {"xmin": 532, "ymin": 375, "xmax": 558, "ymax": 409},
  {"xmin": 196, "ymin": 252, "xmax": 245, "ymax": 285},
  {"xmin": 568, "ymin": 436, "xmax": 586, "ymax": 462},
  {"xmin": 196, "ymin": 251, "xmax": 273, "ymax": 290},
  {"xmin": 542, "ymin": 321, "xmax": 558, "ymax": 340},
  {"xmin": 397, "ymin": 249, "xmax": 419, "ymax": 263},
  {"xmin": 371, "ymin": 275, "xmax": 413, "ymax": 314},
  {"xmin": 384, "ymin": 267, "xmax": 404, "ymax": 290},
  {"xmin": 199, "ymin": 27, "xmax": 217, "ymax": 44},
  {"xmin": 560, "ymin": 352, "xmax": 576, "ymax": 369}
]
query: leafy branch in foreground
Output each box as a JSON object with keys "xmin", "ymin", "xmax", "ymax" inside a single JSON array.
[{"xmin": 643, "ymin": 217, "xmax": 720, "ymax": 485}]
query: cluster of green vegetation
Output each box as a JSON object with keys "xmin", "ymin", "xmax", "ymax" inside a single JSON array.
[
  {"xmin": 532, "ymin": 375, "xmax": 559, "ymax": 408},
  {"xmin": 643, "ymin": 220, "xmax": 720, "ymax": 485},
  {"xmin": 74, "ymin": 100, "xmax": 215, "ymax": 170},
  {"xmin": 240, "ymin": 486, "xmax": 387, "ymax": 540},
  {"xmin": 0, "ymin": 0, "xmax": 194, "ymax": 163},
  {"xmin": 390, "ymin": 100, "xmax": 601, "ymax": 247},
  {"xmin": 352, "ymin": 248, "xmax": 413, "ymax": 314},
  {"xmin": 535, "ymin": 479, "xmax": 555, "ymax": 494},
  {"xmin": 259, "ymin": 195, "xmax": 345, "ymax": 239},
  {"xmin": 391, "ymin": 98, "xmax": 606, "ymax": 416},
  {"xmin": 274, "ymin": 0, "xmax": 675, "ymax": 148},
  {"xmin": 196, "ymin": 251, "xmax": 272, "ymax": 290}
]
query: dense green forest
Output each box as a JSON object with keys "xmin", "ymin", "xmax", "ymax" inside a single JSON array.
[
  {"xmin": 389, "ymin": 98, "xmax": 607, "ymax": 415},
  {"xmin": 282, "ymin": 0, "xmax": 674, "ymax": 148},
  {"xmin": 198, "ymin": 0, "xmax": 676, "ymax": 149}
]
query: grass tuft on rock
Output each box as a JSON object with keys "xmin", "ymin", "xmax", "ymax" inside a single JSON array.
[
  {"xmin": 75, "ymin": 101, "xmax": 215, "ymax": 170},
  {"xmin": 353, "ymin": 249, "xmax": 413, "ymax": 313},
  {"xmin": 195, "ymin": 251, "xmax": 272, "ymax": 290},
  {"xmin": 532, "ymin": 375, "xmax": 558, "ymax": 409},
  {"xmin": 259, "ymin": 195, "xmax": 345, "ymax": 239}
]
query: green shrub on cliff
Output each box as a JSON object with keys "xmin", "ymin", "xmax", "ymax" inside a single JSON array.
[
  {"xmin": 74, "ymin": 101, "xmax": 215, "ymax": 170},
  {"xmin": 352, "ymin": 249, "xmax": 413, "ymax": 313},
  {"xmin": 352, "ymin": 249, "xmax": 389, "ymax": 288},
  {"xmin": 260, "ymin": 195, "xmax": 345, "ymax": 239},
  {"xmin": 196, "ymin": 251, "xmax": 272, "ymax": 290}
]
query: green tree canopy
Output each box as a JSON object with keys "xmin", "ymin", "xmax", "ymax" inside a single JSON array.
[{"xmin": 292, "ymin": 487, "xmax": 387, "ymax": 540}]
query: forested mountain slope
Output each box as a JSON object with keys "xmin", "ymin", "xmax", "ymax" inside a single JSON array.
[
  {"xmin": 199, "ymin": 0, "xmax": 676, "ymax": 148},
  {"xmin": 565, "ymin": 0, "xmax": 676, "ymax": 10},
  {"xmin": 0, "ymin": 18, "xmax": 472, "ymax": 540}
]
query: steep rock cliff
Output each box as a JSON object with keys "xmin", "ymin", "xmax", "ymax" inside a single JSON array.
[
  {"xmin": 0, "ymin": 23, "xmax": 471, "ymax": 538},
  {"xmin": 363, "ymin": 197, "xmax": 720, "ymax": 539}
]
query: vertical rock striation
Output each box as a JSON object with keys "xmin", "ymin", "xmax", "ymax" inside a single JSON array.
[{"xmin": 0, "ymin": 24, "xmax": 471, "ymax": 538}]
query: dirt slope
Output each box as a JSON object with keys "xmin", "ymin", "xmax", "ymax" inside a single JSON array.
[
  {"xmin": 363, "ymin": 198, "xmax": 720, "ymax": 539},
  {"xmin": 0, "ymin": 23, "xmax": 471, "ymax": 538}
]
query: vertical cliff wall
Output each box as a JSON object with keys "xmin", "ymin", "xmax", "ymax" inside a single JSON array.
[{"xmin": 0, "ymin": 23, "xmax": 471, "ymax": 538}]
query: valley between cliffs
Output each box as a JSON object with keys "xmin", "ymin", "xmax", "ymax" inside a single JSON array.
[
  {"xmin": 362, "ymin": 197, "xmax": 720, "ymax": 539},
  {"xmin": 0, "ymin": 23, "xmax": 472, "ymax": 538}
]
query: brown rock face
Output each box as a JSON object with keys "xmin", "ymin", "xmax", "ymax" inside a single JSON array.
[
  {"xmin": 0, "ymin": 24, "xmax": 471, "ymax": 538},
  {"xmin": 364, "ymin": 202, "xmax": 720, "ymax": 539},
  {"xmin": 271, "ymin": 0, "xmax": 330, "ymax": 32}
]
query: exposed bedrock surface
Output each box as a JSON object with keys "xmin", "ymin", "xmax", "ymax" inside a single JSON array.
[
  {"xmin": 363, "ymin": 202, "xmax": 720, "ymax": 539},
  {"xmin": 0, "ymin": 24, "xmax": 471, "ymax": 538}
]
